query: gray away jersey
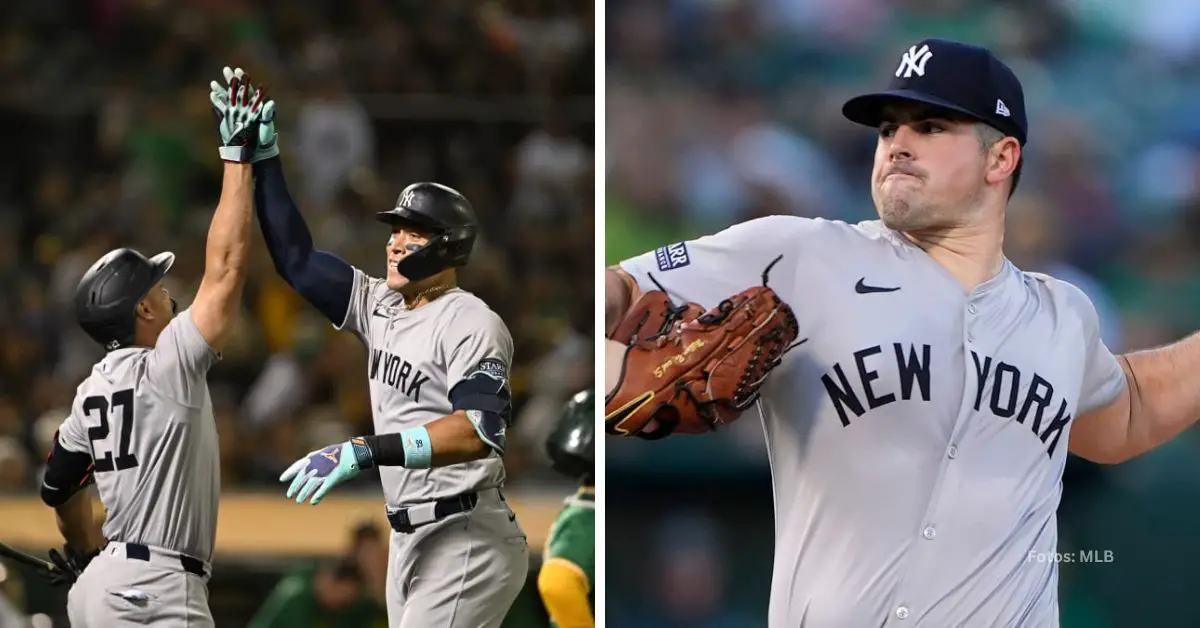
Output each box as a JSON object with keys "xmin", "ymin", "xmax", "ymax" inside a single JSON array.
[
  {"xmin": 56, "ymin": 309, "xmax": 222, "ymax": 562},
  {"xmin": 620, "ymin": 216, "xmax": 1127, "ymax": 628},
  {"xmin": 337, "ymin": 267, "xmax": 513, "ymax": 508}
]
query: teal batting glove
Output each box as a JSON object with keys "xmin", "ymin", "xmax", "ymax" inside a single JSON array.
[
  {"xmin": 209, "ymin": 66, "xmax": 279, "ymax": 162},
  {"xmin": 279, "ymin": 438, "xmax": 375, "ymax": 505}
]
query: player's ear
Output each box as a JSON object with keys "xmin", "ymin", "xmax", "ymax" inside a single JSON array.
[
  {"xmin": 985, "ymin": 137, "xmax": 1021, "ymax": 187},
  {"xmin": 135, "ymin": 298, "xmax": 155, "ymax": 321}
]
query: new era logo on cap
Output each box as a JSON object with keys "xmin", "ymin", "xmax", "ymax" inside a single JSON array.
[{"xmin": 842, "ymin": 38, "xmax": 1028, "ymax": 145}]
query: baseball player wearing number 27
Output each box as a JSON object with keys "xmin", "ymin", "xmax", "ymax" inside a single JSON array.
[
  {"xmin": 606, "ymin": 38, "xmax": 1200, "ymax": 628},
  {"xmin": 208, "ymin": 68, "xmax": 529, "ymax": 628},
  {"xmin": 38, "ymin": 67, "xmax": 274, "ymax": 627}
]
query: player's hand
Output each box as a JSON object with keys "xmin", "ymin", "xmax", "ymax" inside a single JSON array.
[
  {"xmin": 40, "ymin": 544, "xmax": 96, "ymax": 586},
  {"xmin": 208, "ymin": 66, "xmax": 277, "ymax": 163},
  {"xmin": 279, "ymin": 438, "xmax": 376, "ymax": 505}
]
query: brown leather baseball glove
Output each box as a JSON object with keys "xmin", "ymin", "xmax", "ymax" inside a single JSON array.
[
  {"xmin": 605, "ymin": 255, "xmax": 803, "ymax": 439},
  {"xmin": 608, "ymin": 288, "xmax": 705, "ymax": 345}
]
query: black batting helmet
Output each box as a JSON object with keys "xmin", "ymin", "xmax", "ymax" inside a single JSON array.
[
  {"xmin": 376, "ymin": 182, "xmax": 479, "ymax": 282},
  {"xmin": 546, "ymin": 389, "xmax": 595, "ymax": 481},
  {"xmin": 75, "ymin": 248, "xmax": 176, "ymax": 351}
]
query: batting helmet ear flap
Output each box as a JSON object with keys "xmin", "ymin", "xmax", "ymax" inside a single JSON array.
[
  {"xmin": 393, "ymin": 229, "xmax": 477, "ymax": 282},
  {"xmin": 377, "ymin": 182, "xmax": 479, "ymax": 281}
]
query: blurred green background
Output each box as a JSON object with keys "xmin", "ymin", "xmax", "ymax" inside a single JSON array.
[{"xmin": 606, "ymin": 0, "xmax": 1200, "ymax": 626}]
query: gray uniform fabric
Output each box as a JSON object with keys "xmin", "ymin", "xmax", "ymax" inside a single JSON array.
[
  {"xmin": 337, "ymin": 267, "xmax": 528, "ymax": 627},
  {"xmin": 619, "ymin": 216, "xmax": 1127, "ymax": 628},
  {"xmin": 57, "ymin": 309, "xmax": 221, "ymax": 627}
]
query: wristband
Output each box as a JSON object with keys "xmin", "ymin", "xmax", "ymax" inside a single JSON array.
[
  {"xmin": 219, "ymin": 145, "xmax": 252, "ymax": 163},
  {"xmin": 400, "ymin": 427, "xmax": 433, "ymax": 468},
  {"xmin": 348, "ymin": 437, "xmax": 375, "ymax": 470}
]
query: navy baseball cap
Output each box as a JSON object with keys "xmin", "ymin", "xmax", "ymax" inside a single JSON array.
[{"xmin": 842, "ymin": 38, "xmax": 1028, "ymax": 145}]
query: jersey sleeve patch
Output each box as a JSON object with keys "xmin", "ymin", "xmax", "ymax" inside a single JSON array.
[
  {"xmin": 472, "ymin": 357, "xmax": 508, "ymax": 384},
  {"xmin": 450, "ymin": 357, "xmax": 511, "ymax": 414},
  {"xmin": 654, "ymin": 242, "xmax": 690, "ymax": 271}
]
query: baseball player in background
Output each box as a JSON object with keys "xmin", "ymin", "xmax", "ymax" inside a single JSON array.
[
  {"xmin": 606, "ymin": 38, "xmax": 1200, "ymax": 627},
  {"xmin": 538, "ymin": 389, "xmax": 596, "ymax": 628},
  {"xmin": 40, "ymin": 68, "xmax": 275, "ymax": 626},
  {"xmin": 209, "ymin": 70, "xmax": 529, "ymax": 628}
]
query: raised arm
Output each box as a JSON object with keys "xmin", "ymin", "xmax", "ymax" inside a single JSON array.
[
  {"xmin": 205, "ymin": 66, "xmax": 355, "ymax": 326},
  {"xmin": 189, "ymin": 161, "xmax": 255, "ymax": 351},
  {"xmin": 252, "ymin": 155, "xmax": 355, "ymax": 324},
  {"xmin": 188, "ymin": 70, "xmax": 278, "ymax": 351}
]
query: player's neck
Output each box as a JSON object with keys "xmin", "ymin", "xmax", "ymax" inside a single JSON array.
[
  {"xmin": 401, "ymin": 281, "xmax": 455, "ymax": 309},
  {"xmin": 901, "ymin": 218, "xmax": 1006, "ymax": 292},
  {"xmin": 131, "ymin": 325, "xmax": 162, "ymax": 349}
]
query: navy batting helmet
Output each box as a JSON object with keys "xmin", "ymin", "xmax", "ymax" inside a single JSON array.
[
  {"xmin": 376, "ymin": 182, "xmax": 479, "ymax": 282},
  {"xmin": 546, "ymin": 389, "xmax": 595, "ymax": 481},
  {"xmin": 74, "ymin": 248, "xmax": 176, "ymax": 350}
]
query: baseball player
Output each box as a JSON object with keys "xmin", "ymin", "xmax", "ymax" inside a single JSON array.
[
  {"xmin": 213, "ymin": 73, "xmax": 530, "ymax": 628},
  {"xmin": 606, "ymin": 38, "xmax": 1200, "ymax": 627},
  {"xmin": 538, "ymin": 389, "xmax": 596, "ymax": 628},
  {"xmin": 39, "ymin": 68, "xmax": 275, "ymax": 626}
]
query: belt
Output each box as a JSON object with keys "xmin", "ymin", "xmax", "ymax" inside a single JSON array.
[
  {"xmin": 104, "ymin": 541, "xmax": 209, "ymax": 579},
  {"xmin": 386, "ymin": 491, "xmax": 479, "ymax": 534}
]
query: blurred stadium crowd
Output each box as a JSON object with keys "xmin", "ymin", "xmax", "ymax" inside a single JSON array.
[
  {"xmin": 0, "ymin": 0, "xmax": 592, "ymax": 624},
  {"xmin": 0, "ymin": 0, "xmax": 593, "ymax": 493},
  {"xmin": 607, "ymin": 0, "xmax": 1200, "ymax": 626}
]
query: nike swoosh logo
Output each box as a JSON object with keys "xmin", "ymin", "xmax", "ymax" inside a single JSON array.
[
  {"xmin": 42, "ymin": 481, "xmax": 58, "ymax": 491},
  {"xmin": 606, "ymin": 391, "xmax": 655, "ymax": 435},
  {"xmin": 855, "ymin": 278, "xmax": 900, "ymax": 294}
]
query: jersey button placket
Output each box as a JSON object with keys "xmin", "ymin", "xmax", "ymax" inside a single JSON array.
[
  {"xmin": 895, "ymin": 605, "xmax": 910, "ymax": 620},
  {"xmin": 966, "ymin": 300, "xmax": 979, "ymax": 343}
]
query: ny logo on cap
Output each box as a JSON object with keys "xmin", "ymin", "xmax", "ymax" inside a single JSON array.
[{"xmin": 895, "ymin": 44, "xmax": 933, "ymax": 78}]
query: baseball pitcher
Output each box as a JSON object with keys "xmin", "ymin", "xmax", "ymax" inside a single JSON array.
[
  {"xmin": 214, "ymin": 72, "xmax": 529, "ymax": 628},
  {"xmin": 538, "ymin": 389, "xmax": 596, "ymax": 628},
  {"xmin": 606, "ymin": 38, "xmax": 1200, "ymax": 628},
  {"xmin": 39, "ymin": 67, "xmax": 275, "ymax": 626}
]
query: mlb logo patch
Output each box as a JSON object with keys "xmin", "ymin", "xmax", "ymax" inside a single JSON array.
[{"xmin": 655, "ymin": 242, "xmax": 691, "ymax": 271}]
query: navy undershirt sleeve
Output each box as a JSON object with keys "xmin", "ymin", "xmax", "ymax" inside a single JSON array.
[{"xmin": 253, "ymin": 157, "xmax": 355, "ymax": 324}]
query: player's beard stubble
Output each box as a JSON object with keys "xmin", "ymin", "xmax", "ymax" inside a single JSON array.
[{"xmin": 873, "ymin": 170, "xmax": 988, "ymax": 234}]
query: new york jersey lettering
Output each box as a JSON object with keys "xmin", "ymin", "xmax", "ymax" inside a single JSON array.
[
  {"xmin": 821, "ymin": 342, "xmax": 932, "ymax": 426},
  {"xmin": 369, "ymin": 349, "xmax": 430, "ymax": 402},
  {"xmin": 970, "ymin": 349, "xmax": 1072, "ymax": 457},
  {"xmin": 822, "ymin": 343, "xmax": 1074, "ymax": 457}
]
